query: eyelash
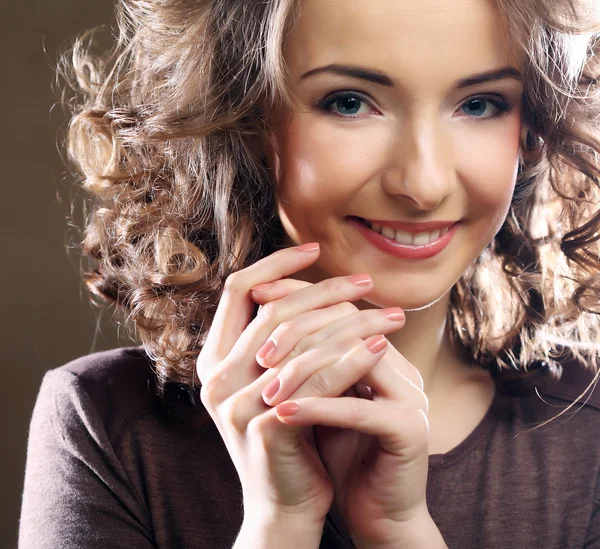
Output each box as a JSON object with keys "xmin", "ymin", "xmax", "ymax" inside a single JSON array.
[{"xmin": 316, "ymin": 90, "xmax": 514, "ymax": 121}]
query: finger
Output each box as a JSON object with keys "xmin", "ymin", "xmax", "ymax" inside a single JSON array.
[
  {"xmin": 225, "ymin": 335, "xmax": 384, "ymax": 428},
  {"xmin": 257, "ymin": 305, "xmax": 405, "ymax": 369},
  {"xmin": 358, "ymin": 353, "xmax": 428, "ymax": 412},
  {"xmin": 263, "ymin": 335, "xmax": 388, "ymax": 408},
  {"xmin": 218, "ymin": 342, "xmax": 424, "ymax": 428},
  {"xmin": 250, "ymin": 278, "xmax": 313, "ymax": 304},
  {"xmin": 362, "ymin": 343, "xmax": 425, "ymax": 394},
  {"xmin": 274, "ymin": 396, "xmax": 430, "ymax": 456},
  {"xmin": 197, "ymin": 243, "xmax": 321, "ymax": 382},
  {"xmin": 224, "ymin": 272, "xmax": 375, "ymax": 384},
  {"xmin": 251, "ymin": 280, "xmax": 314, "ymax": 330},
  {"xmin": 225, "ymin": 346, "xmax": 372, "ymax": 428},
  {"xmin": 211, "ymin": 366, "xmax": 281, "ymax": 429},
  {"xmin": 252, "ymin": 285, "xmax": 417, "ymax": 395},
  {"xmin": 254, "ymin": 301, "xmax": 358, "ymax": 368}
]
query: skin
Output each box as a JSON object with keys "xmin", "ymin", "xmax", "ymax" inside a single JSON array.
[{"xmin": 265, "ymin": 0, "xmax": 533, "ymax": 429}]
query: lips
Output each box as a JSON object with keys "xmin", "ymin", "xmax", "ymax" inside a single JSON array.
[{"xmin": 347, "ymin": 215, "xmax": 460, "ymax": 259}]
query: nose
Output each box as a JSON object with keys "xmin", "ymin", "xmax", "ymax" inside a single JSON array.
[{"xmin": 382, "ymin": 118, "xmax": 455, "ymax": 211}]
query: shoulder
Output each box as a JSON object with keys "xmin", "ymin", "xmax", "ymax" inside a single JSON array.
[
  {"xmin": 536, "ymin": 354, "xmax": 600, "ymax": 412},
  {"xmin": 41, "ymin": 346, "xmax": 211, "ymax": 447},
  {"xmin": 40, "ymin": 347, "xmax": 162, "ymax": 445}
]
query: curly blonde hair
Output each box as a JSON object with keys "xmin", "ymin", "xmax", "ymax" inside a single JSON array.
[{"xmin": 57, "ymin": 0, "xmax": 600, "ymax": 407}]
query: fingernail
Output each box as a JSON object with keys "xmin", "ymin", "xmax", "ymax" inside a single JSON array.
[
  {"xmin": 297, "ymin": 242, "xmax": 320, "ymax": 252},
  {"xmin": 251, "ymin": 282, "xmax": 272, "ymax": 292},
  {"xmin": 262, "ymin": 377, "xmax": 280, "ymax": 401},
  {"xmin": 256, "ymin": 339, "xmax": 277, "ymax": 361},
  {"xmin": 367, "ymin": 335, "xmax": 387, "ymax": 353},
  {"xmin": 382, "ymin": 307, "xmax": 405, "ymax": 321},
  {"xmin": 348, "ymin": 273, "xmax": 372, "ymax": 286},
  {"xmin": 276, "ymin": 401, "xmax": 299, "ymax": 416}
]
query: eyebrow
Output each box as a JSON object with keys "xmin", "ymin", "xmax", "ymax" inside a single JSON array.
[{"xmin": 299, "ymin": 64, "xmax": 522, "ymax": 89}]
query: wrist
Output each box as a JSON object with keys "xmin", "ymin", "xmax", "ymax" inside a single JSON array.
[
  {"xmin": 234, "ymin": 511, "xmax": 324, "ymax": 549},
  {"xmin": 352, "ymin": 509, "xmax": 448, "ymax": 549}
]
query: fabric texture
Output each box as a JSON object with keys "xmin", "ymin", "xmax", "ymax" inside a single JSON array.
[{"xmin": 18, "ymin": 346, "xmax": 600, "ymax": 548}]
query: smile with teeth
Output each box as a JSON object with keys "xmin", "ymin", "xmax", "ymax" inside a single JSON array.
[{"xmin": 363, "ymin": 220, "xmax": 450, "ymax": 246}]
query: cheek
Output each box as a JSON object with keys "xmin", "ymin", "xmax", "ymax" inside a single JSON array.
[
  {"xmin": 456, "ymin": 118, "xmax": 521, "ymax": 216},
  {"xmin": 275, "ymin": 116, "xmax": 385, "ymax": 207}
]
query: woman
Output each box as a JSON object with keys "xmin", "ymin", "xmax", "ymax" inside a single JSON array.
[{"xmin": 19, "ymin": 0, "xmax": 600, "ymax": 547}]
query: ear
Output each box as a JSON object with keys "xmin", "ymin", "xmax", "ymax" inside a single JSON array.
[
  {"xmin": 264, "ymin": 129, "xmax": 282, "ymax": 185},
  {"xmin": 519, "ymin": 126, "xmax": 544, "ymax": 165}
]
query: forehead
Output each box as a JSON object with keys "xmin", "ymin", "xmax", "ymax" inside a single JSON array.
[{"xmin": 285, "ymin": 0, "xmax": 521, "ymax": 92}]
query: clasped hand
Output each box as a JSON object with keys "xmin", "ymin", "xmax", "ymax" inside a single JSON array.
[{"xmin": 197, "ymin": 243, "xmax": 445, "ymax": 549}]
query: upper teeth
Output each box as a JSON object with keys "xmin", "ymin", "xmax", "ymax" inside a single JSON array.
[{"xmin": 366, "ymin": 221, "xmax": 449, "ymax": 245}]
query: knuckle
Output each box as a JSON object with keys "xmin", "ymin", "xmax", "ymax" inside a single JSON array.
[
  {"xmin": 199, "ymin": 383, "xmax": 215, "ymax": 408},
  {"xmin": 291, "ymin": 334, "xmax": 316, "ymax": 359},
  {"xmin": 326, "ymin": 276, "xmax": 348, "ymax": 293},
  {"xmin": 274, "ymin": 320, "xmax": 295, "ymax": 341},
  {"xmin": 223, "ymin": 272, "xmax": 243, "ymax": 293},
  {"xmin": 199, "ymin": 376, "xmax": 224, "ymax": 410},
  {"xmin": 284, "ymin": 355, "xmax": 305, "ymax": 379},
  {"xmin": 256, "ymin": 301, "xmax": 279, "ymax": 324},
  {"xmin": 195, "ymin": 357, "xmax": 208, "ymax": 385},
  {"xmin": 222, "ymin": 396, "xmax": 251, "ymax": 432},
  {"xmin": 307, "ymin": 371, "xmax": 332, "ymax": 395},
  {"xmin": 247, "ymin": 411, "xmax": 278, "ymax": 443}
]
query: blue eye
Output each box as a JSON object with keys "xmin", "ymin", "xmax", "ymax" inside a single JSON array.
[
  {"xmin": 334, "ymin": 95, "xmax": 362, "ymax": 115},
  {"xmin": 318, "ymin": 91, "xmax": 372, "ymax": 117},
  {"xmin": 317, "ymin": 91, "xmax": 513, "ymax": 120},
  {"xmin": 461, "ymin": 97, "xmax": 512, "ymax": 119}
]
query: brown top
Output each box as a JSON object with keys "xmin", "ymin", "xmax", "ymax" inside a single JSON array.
[{"xmin": 19, "ymin": 346, "xmax": 600, "ymax": 548}]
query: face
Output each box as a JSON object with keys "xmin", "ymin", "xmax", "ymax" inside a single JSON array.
[{"xmin": 268, "ymin": 0, "xmax": 525, "ymax": 311}]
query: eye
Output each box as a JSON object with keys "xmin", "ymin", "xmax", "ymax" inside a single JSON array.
[
  {"xmin": 316, "ymin": 91, "xmax": 514, "ymax": 121},
  {"xmin": 458, "ymin": 96, "xmax": 513, "ymax": 120},
  {"xmin": 317, "ymin": 91, "xmax": 375, "ymax": 118}
]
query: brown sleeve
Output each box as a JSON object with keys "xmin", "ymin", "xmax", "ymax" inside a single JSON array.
[{"xmin": 18, "ymin": 369, "xmax": 156, "ymax": 549}]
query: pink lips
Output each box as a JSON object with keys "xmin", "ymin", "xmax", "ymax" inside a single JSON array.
[{"xmin": 348, "ymin": 216, "xmax": 460, "ymax": 260}]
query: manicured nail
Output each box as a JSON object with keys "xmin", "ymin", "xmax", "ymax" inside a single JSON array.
[
  {"xmin": 367, "ymin": 335, "xmax": 387, "ymax": 353},
  {"xmin": 251, "ymin": 282, "xmax": 272, "ymax": 292},
  {"xmin": 297, "ymin": 242, "xmax": 320, "ymax": 252},
  {"xmin": 348, "ymin": 273, "xmax": 372, "ymax": 286},
  {"xmin": 262, "ymin": 377, "xmax": 280, "ymax": 401},
  {"xmin": 256, "ymin": 339, "xmax": 277, "ymax": 361},
  {"xmin": 276, "ymin": 401, "xmax": 300, "ymax": 416},
  {"xmin": 382, "ymin": 307, "xmax": 405, "ymax": 321}
]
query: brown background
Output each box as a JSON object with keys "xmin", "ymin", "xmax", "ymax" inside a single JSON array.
[{"xmin": 2, "ymin": 2, "xmax": 124, "ymax": 546}]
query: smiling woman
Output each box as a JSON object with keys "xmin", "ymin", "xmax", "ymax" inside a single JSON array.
[
  {"xmin": 270, "ymin": 0, "xmax": 528, "ymax": 331},
  {"xmin": 17, "ymin": 0, "xmax": 600, "ymax": 548}
]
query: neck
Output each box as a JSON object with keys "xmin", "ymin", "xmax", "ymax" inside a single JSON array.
[{"xmin": 356, "ymin": 290, "xmax": 476, "ymax": 396}]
